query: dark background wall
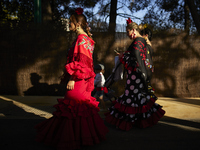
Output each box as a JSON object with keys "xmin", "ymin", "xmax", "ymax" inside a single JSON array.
[{"xmin": 0, "ymin": 28, "xmax": 199, "ymax": 97}]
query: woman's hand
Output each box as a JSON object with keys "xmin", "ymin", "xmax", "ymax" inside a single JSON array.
[{"xmin": 66, "ymin": 80, "xmax": 75, "ymax": 90}]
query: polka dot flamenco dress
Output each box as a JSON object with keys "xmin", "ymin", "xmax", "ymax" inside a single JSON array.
[{"xmin": 105, "ymin": 37, "xmax": 165, "ymax": 131}]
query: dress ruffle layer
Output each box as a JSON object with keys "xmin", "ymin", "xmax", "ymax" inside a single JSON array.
[
  {"xmin": 105, "ymin": 91, "xmax": 165, "ymax": 131},
  {"xmin": 112, "ymin": 97, "xmax": 156, "ymax": 114},
  {"xmin": 105, "ymin": 107, "xmax": 165, "ymax": 131},
  {"xmin": 65, "ymin": 61, "xmax": 95, "ymax": 80},
  {"xmin": 35, "ymin": 97, "xmax": 108, "ymax": 150},
  {"xmin": 53, "ymin": 97, "xmax": 99, "ymax": 118}
]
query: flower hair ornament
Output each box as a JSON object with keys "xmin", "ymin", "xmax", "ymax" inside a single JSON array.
[
  {"xmin": 126, "ymin": 18, "xmax": 135, "ymax": 39},
  {"xmin": 75, "ymin": 7, "xmax": 83, "ymax": 15},
  {"xmin": 143, "ymin": 23, "xmax": 148, "ymax": 29},
  {"xmin": 126, "ymin": 18, "xmax": 133, "ymax": 25}
]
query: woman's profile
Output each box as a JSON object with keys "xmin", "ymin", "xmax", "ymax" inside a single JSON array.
[
  {"xmin": 35, "ymin": 8, "xmax": 108, "ymax": 150},
  {"xmin": 105, "ymin": 18, "xmax": 165, "ymax": 130}
]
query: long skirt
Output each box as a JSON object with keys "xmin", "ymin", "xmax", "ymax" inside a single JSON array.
[
  {"xmin": 35, "ymin": 79, "xmax": 109, "ymax": 150},
  {"xmin": 105, "ymin": 69, "xmax": 165, "ymax": 131}
]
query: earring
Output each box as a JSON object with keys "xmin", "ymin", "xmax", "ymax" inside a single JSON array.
[
  {"xmin": 131, "ymin": 33, "xmax": 135, "ymax": 39},
  {"xmin": 76, "ymin": 27, "xmax": 80, "ymax": 32}
]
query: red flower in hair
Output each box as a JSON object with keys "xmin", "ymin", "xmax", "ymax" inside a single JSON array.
[
  {"xmin": 126, "ymin": 18, "xmax": 132, "ymax": 25},
  {"xmin": 75, "ymin": 7, "xmax": 83, "ymax": 15}
]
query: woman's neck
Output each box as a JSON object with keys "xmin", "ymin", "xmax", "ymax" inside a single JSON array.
[
  {"xmin": 76, "ymin": 29, "xmax": 88, "ymax": 36},
  {"xmin": 135, "ymin": 32, "xmax": 142, "ymax": 38}
]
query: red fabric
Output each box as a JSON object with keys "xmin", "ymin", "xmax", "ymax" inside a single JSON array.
[
  {"xmin": 104, "ymin": 87, "xmax": 108, "ymax": 93},
  {"xmin": 96, "ymin": 87, "xmax": 104, "ymax": 91},
  {"xmin": 136, "ymin": 108, "xmax": 165, "ymax": 128},
  {"xmin": 35, "ymin": 35, "xmax": 109, "ymax": 150},
  {"xmin": 96, "ymin": 87, "xmax": 108, "ymax": 93},
  {"xmin": 35, "ymin": 79, "xmax": 109, "ymax": 149},
  {"xmin": 105, "ymin": 108, "xmax": 165, "ymax": 131},
  {"xmin": 65, "ymin": 34, "xmax": 96, "ymax": 92},
  {"xmin": 112, "ymin": 98, "xmax": 156, "ymax": 114}
]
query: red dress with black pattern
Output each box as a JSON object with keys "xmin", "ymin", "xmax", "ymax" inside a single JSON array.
[
  {"xmin": 105, "ymin": 37, "xmax": 165, "ymax": 131},
  {"xmin": 35, "ymin": 34, "xmax": 108, "ymax": 150}
]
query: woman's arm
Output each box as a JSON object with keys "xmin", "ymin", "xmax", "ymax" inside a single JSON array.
[{"xmin": 133, "ymin": 38, "xmax": 147, "ymax": 81}]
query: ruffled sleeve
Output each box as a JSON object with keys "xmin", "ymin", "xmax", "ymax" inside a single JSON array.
[
  {"xmin": 65, "ymin": 34, "xmax": 96, "ymax": 91},
  {"xmin": 120, "ymin": 50, "xmax": 137, "ymax": 70},
  {"xmin": 66, "ymin": 61, "xmax": 95, "ymax": 80}
]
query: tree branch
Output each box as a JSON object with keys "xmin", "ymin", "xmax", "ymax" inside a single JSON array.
[{"xmin": 186, "ymin": 0, "xmax": 200, "ymax": 35}]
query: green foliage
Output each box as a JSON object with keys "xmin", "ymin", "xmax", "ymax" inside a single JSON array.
[
  {"xmin": 0, "ymin": 0, "xmax": 34, "ymax": 29},
  {"xmin": 141, "ymin": 0, "xmax": 200, "ymax": 34},
  {"xmin": 1, "ymin": 0, "xmax": 199, "ymax": 33},
  {"xmin": 129, "ymin": 0, "xmax": 151, "ymax": 12},
  {"xmin": 0, "ymin": 0, "xmax": 100, "ymax": 30}
]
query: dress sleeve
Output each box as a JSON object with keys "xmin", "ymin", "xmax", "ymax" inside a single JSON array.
[
  {"xmin": 133, "ymin": 38, "xmax": 147, "ymax": 82},
  {"xmin": 65, "ymin": 37, "xmax": 96, "ymax": 80},
  {"xmin": 120, "ymin": 50, "xmax": 137, "ymax": 70}
]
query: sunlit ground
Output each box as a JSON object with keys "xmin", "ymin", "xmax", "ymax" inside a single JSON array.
[{"xmin": 0, "ymin": 95, "xmax": 200, "ymax": 132}]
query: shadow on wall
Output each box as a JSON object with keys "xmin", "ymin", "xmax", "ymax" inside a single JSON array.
[
  {"xmin": 151, "ymin": 32, "xmax": 200, "ymax": 97},
  {"xmin": 0, "ymin": 26, "xmax": 200, "ymax": 97},
  {"xmin": 23, "ymin": 73, "xmax": 66, "ymax": 96},
  {"xmin": 0, "ymin": 24, "xmax": 73, "ymax": 95},
  {"xmin": 94, "ymin": 31, "xmax": 200, "ymax": 97}
]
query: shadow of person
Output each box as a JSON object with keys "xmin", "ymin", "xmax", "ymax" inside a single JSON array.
[
  {"xmin": 49, "ymin": 83, "xmax": 66, "ymax": 96},
  {"xmin": 24, "ymin": 73, "xmax": 56, "ymax": 96}
]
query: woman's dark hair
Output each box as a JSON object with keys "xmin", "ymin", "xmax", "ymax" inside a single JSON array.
[
  {"xmin": 140, "ymin": 27, "xmax": 152, "ymax": 41},
  {"xmin": 144, "ymin": 28, "xmax": 152, "ymax": 41}
]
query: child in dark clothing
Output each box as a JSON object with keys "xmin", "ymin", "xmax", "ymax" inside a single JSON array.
[{"xmin": 94, "ymin": 64, "xmax": 106, "ymax": 110}]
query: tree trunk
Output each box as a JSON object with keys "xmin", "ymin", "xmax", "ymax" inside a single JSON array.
[
  {"xmin": 108, "ymin": 0, "xmax": 117, "ymax": 34},
  {"xmin": 41, "ymin": 0, "xmax": 53, "ymax": 24},
  {"xmin": 186, "ymin": 0, "xmax": 200, "ymax": 35},
  {"xmin": 184, "ymin": 0, "xmax": 190, "ymax": 34}
]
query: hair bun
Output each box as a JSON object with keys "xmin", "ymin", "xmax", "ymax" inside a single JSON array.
[{"xmin": 138, "ymin": 24, "xmax": 144, "ymax": 30}]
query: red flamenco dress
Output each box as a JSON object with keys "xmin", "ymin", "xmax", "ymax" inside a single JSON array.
[
  {"xmin": 35, "ymin": 34, "xmax": 109, "ymax": 150},
  {"xmin": 105, "ymin": 37, "xmax": 165, "ymax": 131}
]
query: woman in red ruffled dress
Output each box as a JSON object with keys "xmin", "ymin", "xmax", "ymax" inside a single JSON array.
[
  {"xmin": 105, "ymin": 18, "xmax": 165, "ymax": 131},
  {"xmin": 35, "ymin": 8, "xmax": 108, "ymax": 150}
]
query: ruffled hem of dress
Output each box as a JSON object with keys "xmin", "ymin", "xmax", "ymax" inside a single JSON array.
[
  {"xmin": 35, "ymin": 114, "xmax": 109, "ymax": 150},
  {"xmin": 105, "ymin": 108, "xmax": 165, "ymax": 131},
  {"xmin": 53, "ymin": 97, "xmax": 100, "ymax": 119},
  {"xmin": 112, "ymin": 97, "xmax": 156, "ymax": 114},
  {"xmin": 35, "ymin": 97, "xmax": 109, "ymax": 150}
]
